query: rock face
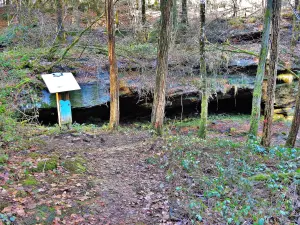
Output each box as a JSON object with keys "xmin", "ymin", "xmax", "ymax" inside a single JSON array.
[{"xmin": 37, "ymin": 67, "xmax": 298, "ymax": 124}]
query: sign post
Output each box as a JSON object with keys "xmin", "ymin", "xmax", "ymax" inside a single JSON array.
[{"xmin": 41, "ymin": 73, "xmax": 81, "ymax": 128}]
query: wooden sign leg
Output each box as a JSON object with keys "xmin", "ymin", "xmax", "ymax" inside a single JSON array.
[
  {"xmin": 56, "ymin": 92, "xmax": 72, "ymax": 129},
  {"xmin": 56, "ymin": 92, "xmax": 62, "ymax": 127}
]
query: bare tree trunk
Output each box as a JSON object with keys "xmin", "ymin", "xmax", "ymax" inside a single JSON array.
[
  {"xmin": 172, "ymin": 0, "xmax": 178, "ymax": 30},
  {"xmin": 261, "ymin": 0, "xmax": 281, "ymax": 147},
  {"xmin": 286, "ymin": 78, "xmax": 300, "ymax": 147},
  {"xmin": 291, "ymin": 0, "xmax": 299, "ymax": 65},
  {"xmin": 181, "ymin": 0, "xmax": 187, "ymax": 26},
  {"xmin": 56, "ymin": 0, "xmax": 64, "ymax": 41},
  {"xmin": 142, "ymin": 0, "xmax": 146, "ymax": 24},
  {"xmin": 151, "ymin": 0, "xmax": 172, "ymax": 135},
  {"xmin": 232, "ymin": 0, "xmax": 238, "ymax": 17},
  {"xmin": 72, "ymin": 0, "xmax": 80, "ymax": 28},
  {"xmin": 248, "ymin": 0, "xmax": 272, "ymax": 140},
  {"xmin": 106, "ymin": 0, "xmax": 119, "ymax": 130},
  {"xmin": 198, "ymin": 0, "xmax": 207, "ymax": 139}
]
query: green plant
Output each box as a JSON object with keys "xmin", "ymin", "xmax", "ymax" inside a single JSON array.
[
  {"xmin": 0, "ymin": 154, "xmax": 8, "ymax": 165},
  {"xmin": 22, "ymin": 176, "xmax": 39, "ymax": 186},
  {"xmin": 35, "ymin": 157, "xmax": 58, "ymax": 172},
  {"xmin": 0, "ymin": 214, "xmax": 16, "ymax": 225},
  {"xmin": 63, "ymin": 157, "xmax": 87, "ymax": 173}
]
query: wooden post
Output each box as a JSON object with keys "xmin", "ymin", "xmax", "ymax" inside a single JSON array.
[
  {"xmin": 56, "ymin": 92, "xmax": 62, "ymax": 127},
  {"xmin": 55, "ymin": 91, "xmax": 72, "ymax": 128}
]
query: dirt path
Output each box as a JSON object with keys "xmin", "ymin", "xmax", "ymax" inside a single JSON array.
[{"xmin": 41, "ymin": 131, "xmax": 169, "ymax": 224}]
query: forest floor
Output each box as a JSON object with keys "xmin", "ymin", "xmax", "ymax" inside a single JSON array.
[{"xmin": 0, "ymin": 115, "xmax": 299, "ymax": 224}]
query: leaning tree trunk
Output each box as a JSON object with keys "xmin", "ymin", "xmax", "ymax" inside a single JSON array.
[
  {"xmin": 199, "ymin": 0, "xmax": 208, "ymax": 139},
  {"xmin": 285, "ymin": 78, "xmax": 300, "ymax": 147},
  {"xmin": 285, "ymin": 0, "xmax": 300, "ymax": 147},
  {"xmin": 151, "ymin": 0, "xmax": 173, "ymax": 135},
  {"xmin": 261, "ymin": 0, "xmax": 281, "ymax": 147},
  {"xmin": 106, "ymin": 0, "xmax": 120, "ymax": 130},
  {"xmin": 248, "ymin": 0, "xmax": 272, "ymax": 140},
  {"xmin": 56, "ymin": 0, "xmax": 64, "ymax": 41}
]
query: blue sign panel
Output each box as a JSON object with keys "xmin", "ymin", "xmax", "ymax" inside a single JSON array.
[{"xmin": 59, "ymin": 100, "xmax": 72, "ymax": 125}]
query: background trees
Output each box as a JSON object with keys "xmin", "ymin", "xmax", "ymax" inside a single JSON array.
[{"xmin": 0, "ymin": 0, "xmax": 298, "ymax": 143}]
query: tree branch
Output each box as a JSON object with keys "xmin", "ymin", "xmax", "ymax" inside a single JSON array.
[
  {"xmin": 47, "ymin": 12, "xmax": 105, "ymax": 71},
  {"xmin": 209, "ymin": 41, "xmax": 299, "ymax": 79}
]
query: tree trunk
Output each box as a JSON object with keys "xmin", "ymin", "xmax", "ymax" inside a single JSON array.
[
  {"xmin": 232, "ymin": 0, "xmax": 238, "ymax": 17},
  {"xmin": 261, "ymin": 0, "xmax": 281, "ymax": 147},
  {"xmin": 106, "ymin": 0, "xmax": 119, "ymax": 130},
  {"xmin": 172, "ymin": 0, "xmax": 178, "ymax": 30},
  {"xmin": 291, "ymin": 0, "xmax": 299, "ymax": 65},
  {"xmin": 248, "ymin": 0, "xmax": 272, "ymax": 140},
  {"xmin": 56, "ymin": 0, "xmax": 64, "ymax": 41},
  {"xmin": 181, "ymin": 0, "xmax": 187, "ymax": 26},
  {"xmin": 285, "ymin": 78, "xmax": 300, "ymax": 147},
  {"xmin": 198, "ymin": 0, "xmax": 207, "ymax": 139},
  {"xmin": 72, "ymin": 0, "xmax": 80, "ymax": 28},
  {"xmin": 151, "ymin": 0, "xmax": 172, "ymax": 135},
  {"xmin": 142, "ymin": 0, "xmax": 146, "ymax": 24}
]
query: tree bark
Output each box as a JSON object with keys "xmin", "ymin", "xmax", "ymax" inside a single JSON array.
[
  {"xmin": 142, "ymin": 0, "xmax": 146, "ymax": 24},
  {"xmin": 232, "ymin": 0, "xmax": 238, "ymax": 17},
  {"xmin": 198, "ymin": 0, "xmax": 207, "ymax": 139},
  {"xmin": 286, "ymin": 78, "xmax": 300, "ymax": 147},
  {"xmin": 172, "ymin": 0, "xmax": 178, "ymax": 30},
  {"xmin": 106, "ymin": 0, "xmax": 119, "ymax": 130},
  {"xmin": 56, "ymin": 0, "xmax": 64, "ymax": 41},
  {"xmin": 71, "ymin": 0, "xmax": 80, "ymax": 28},
  {"xmin": 181, "ymin": 0, "xmax": 188, "ymax": 26},
  {"xmin": 291, "ymin": 0, "xmax": 299, "ymax": 64},
  {"xmin": 248, "ymin": 0, "xmax": 272, "ymax": 140},
  {"xmin": 261, "ymin": 0, "xmax": 281, "ymax": 147},
  {"xmin": 151, "ymin": 0, "xmax": 172, "ymax": 135}
]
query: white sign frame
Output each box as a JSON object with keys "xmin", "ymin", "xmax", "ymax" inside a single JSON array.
[{"xmin": 41, "ymin": 72, "xmax": 81, "ymax": 94}]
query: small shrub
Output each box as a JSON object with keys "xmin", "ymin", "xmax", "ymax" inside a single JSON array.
[
  {"xmin": 22, "ymin": 176, "xmax": 39, "ymax": 186},
  {"xmin": 0, "ymin": 154, "xmax": 8, "ymax": 165},
  {"xmin": 228, "ymin": 18, "xmax": 245, "ymax": 28},
  {"xmin": 35, "ymin": 157, "xmax": 58, "ymax": 172},
  {"xmin": 63, "ymin": 157, "xmax": 87, "ymax": 173}
]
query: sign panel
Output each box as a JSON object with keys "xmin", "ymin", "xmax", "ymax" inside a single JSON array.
[
  {"xmin": 41, "ymin": 72, "xmax": 81, "ymax": 94},
  {"xmin": 60, "ymin": 100, "xmax": 72, "ymax": 125}
]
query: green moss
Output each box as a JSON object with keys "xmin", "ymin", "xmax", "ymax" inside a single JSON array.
[
  {"xmin": 0, "ymin": 199, "xmax": 10, "ymax": 211},
  {"xmin": 0, "ymin": 154, "xmax": 9, "ymax": 165},
  {"xmin": 228, "ymin": 18, "xmax": 244, "ymax": 27},
  {"xmin": 249, "ymin": 171, "xmax": 300, "ymax": 181},
  {"xmin": 16, "ymin": 190, "xmax": 28, "ymax": 198},
  {"xmin": 35, "ymin": 157, "xmax": 58, "ymax": 172},
  {"xmin": 63, "ymin": 157, "xmax": 87, "ymax": 174},
  {"xmin": 22, "ymin": 176, "xmax": 39, "ymax": 186},
  {"xmin": 28, "ymin": 152, "xmax": 40, "ymax": 159}
]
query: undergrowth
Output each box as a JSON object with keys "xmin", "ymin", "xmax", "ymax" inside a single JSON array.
[{"xmin": 164, "ymin": 133, "xmax": 300, "ymax": 224}]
